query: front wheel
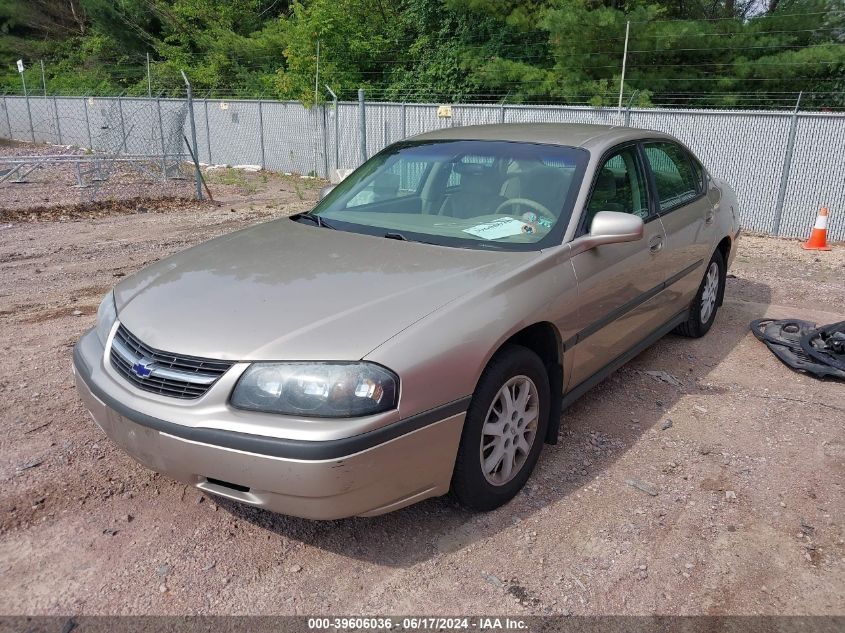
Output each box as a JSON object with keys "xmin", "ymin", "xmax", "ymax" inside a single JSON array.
[
  {"xmin": 675, "ymin": 249, "xmax": 725, "ymax": 338},
  {"xmin": 451, "ymin": 345, "xmax": 550, "ymax": 511}
]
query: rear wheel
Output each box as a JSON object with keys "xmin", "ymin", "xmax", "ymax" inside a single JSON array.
[
  {"xmin": 675, "ymin": 249, "xmax": 725, "ymax": 338},
  {"xmin": 451, "ymin": 345, "xmax": 549, "ymax": 511}
]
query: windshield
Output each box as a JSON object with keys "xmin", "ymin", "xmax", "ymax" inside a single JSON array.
[{"xmin": 310, "ymin": 140, "xmax": 589, "ymax": 250}]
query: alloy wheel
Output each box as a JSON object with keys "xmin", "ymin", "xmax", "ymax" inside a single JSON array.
[
  {"xmin": 700, "ymin": 261, "xmax": 720, "ymax": 324},
  {"xmin": 479, "ymin": 375, "xmax": 539, "ymax": 486}
]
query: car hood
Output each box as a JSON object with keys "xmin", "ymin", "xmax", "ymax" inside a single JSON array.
[{"xmin": 114, "ymin": 218, "xmax": 535, "ymax": 361}]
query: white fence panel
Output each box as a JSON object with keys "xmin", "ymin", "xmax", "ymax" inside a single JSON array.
[
  {"xmin": 779, "ymin": 114, "xmax": 845, "ymax": 242},
  {"xmin": 630, "ymin": 109, "xmax": 792, "ymax": 234},
  {"xmin": 2, "ymin": 94, "xmax": 843, "ymax": 240}
]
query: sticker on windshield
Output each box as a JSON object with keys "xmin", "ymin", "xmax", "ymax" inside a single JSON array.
[{"xmin": 463, "ymin": 217, "xmax": 529, "ymax": 240}]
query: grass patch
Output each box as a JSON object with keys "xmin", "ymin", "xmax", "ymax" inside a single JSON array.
[{"xmin": 205, "ymin": 167, "xmax": 258, "ymax": 194}]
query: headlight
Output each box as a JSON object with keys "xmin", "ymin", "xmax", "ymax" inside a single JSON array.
[
  {"xmin": 230, "ymin": 362, "xmax": 399, "ymax": 417},
  {"xmin": 95, "ymin": 292, "xmax": 117, "ymax": 346}
]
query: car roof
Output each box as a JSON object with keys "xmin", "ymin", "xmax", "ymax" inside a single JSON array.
[{"xmin": 409, "ymin": 122, "xmax": 674, "ymax": 151}]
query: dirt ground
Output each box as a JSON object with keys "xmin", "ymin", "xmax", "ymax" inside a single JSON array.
[{"xmin": 0, "ymin": 171, "xmax": 843, "ymax": 616}]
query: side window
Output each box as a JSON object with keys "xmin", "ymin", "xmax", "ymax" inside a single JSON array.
[
  {"xmin": 643, "ymin": 142, "xmax": 700, "ymax": 211},
  {"xmin": 585, "ymin": 146, "xmax": 649, "ymax": 227}
]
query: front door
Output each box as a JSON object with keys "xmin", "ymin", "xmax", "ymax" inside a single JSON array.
[{"xmin": 566, "ymin": 144, "xmax": 667, "ymax": 389}]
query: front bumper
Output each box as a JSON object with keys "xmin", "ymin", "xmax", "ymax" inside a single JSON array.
[{"xmin": 73, "ymin": 328, "xmax": 466, "ymax": 519}]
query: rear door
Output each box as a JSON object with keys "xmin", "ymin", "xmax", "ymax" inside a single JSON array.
[
  {"xmin": 642, "ymin": 141, "xmax": 713, "ymax": 313},
  {"xmin": 566, "ymin": 143, "xmax": 667, "ymax": 389}
]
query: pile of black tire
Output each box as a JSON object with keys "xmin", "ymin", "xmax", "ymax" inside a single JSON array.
[{"xmin": 750, "ymin": 319, "xmax": 845, "ymax": 380}]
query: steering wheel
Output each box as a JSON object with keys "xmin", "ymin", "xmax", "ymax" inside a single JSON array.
[{"xmin": 494, "ymin": 198, "xmax": 556, "ymax": 223}]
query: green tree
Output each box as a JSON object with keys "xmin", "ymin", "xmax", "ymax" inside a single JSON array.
[{"xmin": 0, "ymin": 0, "xmax": 841, "ymax": 109}]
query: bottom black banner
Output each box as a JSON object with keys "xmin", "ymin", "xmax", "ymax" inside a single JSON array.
[{"xmin": 0, "ymin": 616, "xmax": 842, "ymax": 633}]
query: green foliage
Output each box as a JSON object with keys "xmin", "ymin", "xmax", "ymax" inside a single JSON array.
[
  {"xmin": 0, "ymin": 0, "xmax": 841, "ymax": 109},
  {"xmin": 275, "ymin": 0, "xmax": 404, "ymax": 104}
]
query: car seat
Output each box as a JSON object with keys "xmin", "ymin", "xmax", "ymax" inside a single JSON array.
[
  {"xmin": 439, "ymin": 164, "xmax": 504, "ymax": 218},
  {"xmin": 501, "ymin": 165, "xmax": 571, "ymax": 216}
]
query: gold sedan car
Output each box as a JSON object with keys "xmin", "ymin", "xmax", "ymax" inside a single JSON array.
[{"xmin": 74, "ymin": 124, "xmax": 740, "ymax": 519}]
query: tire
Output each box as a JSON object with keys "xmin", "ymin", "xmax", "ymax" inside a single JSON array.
[
  {"xmin": 451, "ymin": 345, "xmax": 550, "ymax": 511},
  {"xmin": 674, "ymin": 249, "xmax": 725, "ymax": 338}
]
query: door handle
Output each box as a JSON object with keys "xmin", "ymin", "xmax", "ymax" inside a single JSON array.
[{"xmin": 649, "ymin": 236, "xmax": 664, "ymax": 253}]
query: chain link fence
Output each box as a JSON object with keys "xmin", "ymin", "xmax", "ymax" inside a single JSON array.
[
  {"xmin": 1, "ymin": 95, "xmax": 189, "ymax": 158},
  {"xmin": 0, "ymin": 95, "xmax": 191, "ymax": 210},
  {"xmin": 1, "ymin": 94, "xmax": 843, "ymax": 241}
]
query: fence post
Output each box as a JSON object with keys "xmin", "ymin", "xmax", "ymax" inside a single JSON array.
[
  {"xmin": 401, "ymin": 102, "xmax": 406, "ymax": 140},
  {"xmin": 117, "ymin": 95, "xmax": 127, "ymax": 153},
  {"xmin": 624, "ymin": 90, "xmax": 639, "ymax": 128},
  {"xmin": 180, "ymin": 70, "xmax": 203, "ymax": 201},
  {"xmin": 146, "ymin": 52, "xmax": 152, "ymax": 98},
  {"xmin": 53, "ymin": 96, "xmax": 62, "ymax": 145},
  {"xmin": 2, "ymin": 95, "xmax": 11, "ymax": 140},
  {"xmin": 772, "ymin": 92, "xmax": 802, "ymax": 236},
  {"xmin": 617, "ymin": 20, "xmax": 630, "ymax": 124},
  {"xmin": 321, "ymin": 103, "xmax": 329, "ymax": 177},
  {"xmin": 40, "ymin": 60, "xmax": 47, "ymax": 98},
  {"xmin": 325, "ymin": 86, "xmax": 339, "ymax": 170},
  {"xmin": 257, "ymin": 99, "xmax": 266, "ymax": 170},
  {"xmin": 21, "ymin": 73, "xmax": 35, "ymax": 143},
  {"xmin": 203, "ymin": 98, "xmax": 212, "ymax": 164},
  {"xmin": 358, "ymin": 88, "xmax": 367, "ymax": 164},
  {"xmin": 83, "ymin": 96, "xmax": 93, "ymax": 149},
  {"xmin": 156, "ymin": 97, "xmax": 167, "ymax": 179},
  {"xmin": 335, "ymin": 101, "xmax": 341, "ymax": 169},
  {"xmin": 312, "ymin": 104, "xmax": 319, "ymax": 176}
]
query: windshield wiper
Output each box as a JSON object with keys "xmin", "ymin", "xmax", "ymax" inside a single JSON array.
[
  {"xmin": 293, "ymin": 212, "xmax": 336, "ymax": 230},
  {"xmin": 383, "ymin": 232, "xmax": 440, "ymax": 246}
]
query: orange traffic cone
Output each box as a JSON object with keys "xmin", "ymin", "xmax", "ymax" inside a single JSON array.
[{"xmin": 802, "ymin": 207, "xmax": 831, "ymax": 251}]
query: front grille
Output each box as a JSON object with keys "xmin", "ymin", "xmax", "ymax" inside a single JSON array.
[{"xmin": 109, "ymin": 324, "xmax": 234, "ymax": 399}]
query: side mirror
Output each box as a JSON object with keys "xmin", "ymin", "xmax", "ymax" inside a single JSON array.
[
  {"xmin": 570, "ymin": 211, "xmax": 644, "ymax": 256},
  {"xmin": 318, "ymin": 185, "xmax": 335, "ymax": 201},
  {"xmin": 589, "ymin": 211, "xmax": 644, "ymax": 243}
]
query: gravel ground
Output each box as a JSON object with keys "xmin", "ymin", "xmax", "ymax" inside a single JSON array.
[{"xmin": 0, "ymin": 179, "xmax": 843, "ymax": 616}]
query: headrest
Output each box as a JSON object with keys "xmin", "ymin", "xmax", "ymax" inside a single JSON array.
[
  {"xmin": 501, "ymin": 165, "xmax": 570, "ymax": 200},
  {"xmin": 460, "ymin": 170, "xmax": 494, "ymax": 194}
]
